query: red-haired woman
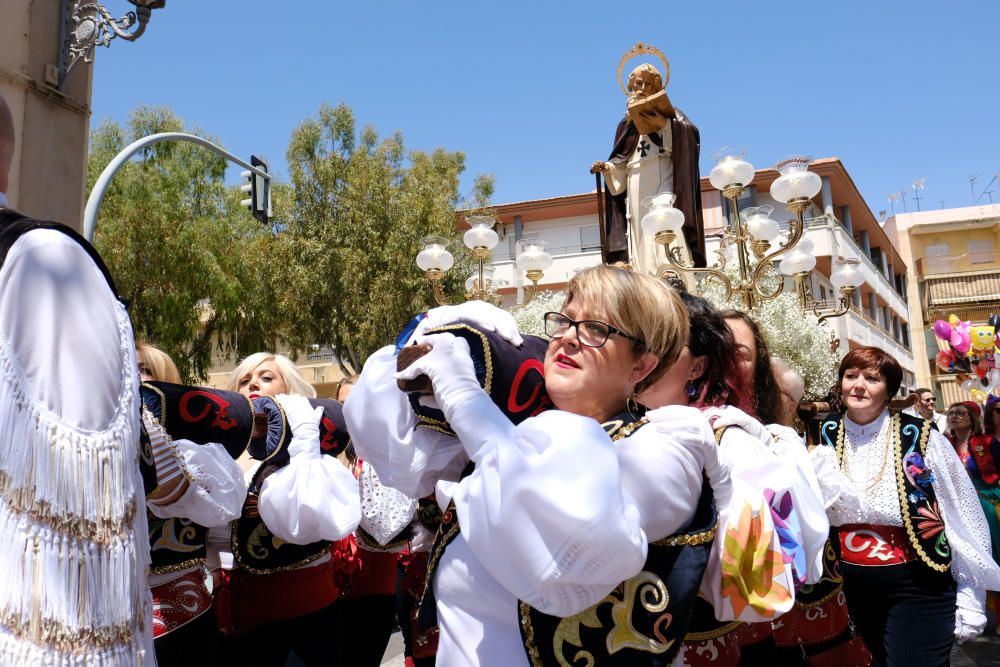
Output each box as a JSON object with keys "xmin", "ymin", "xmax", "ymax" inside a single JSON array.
[
  {"xmin": 640, "ymin": 296, "xmax": 830, "ymax": 666},
  {"xmin": 811, "ymin": 347, "xmax": 1000, "ymax": 665}
]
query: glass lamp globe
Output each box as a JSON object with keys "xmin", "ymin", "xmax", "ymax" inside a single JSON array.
[
  {"xmin": 463, "ymin": 215, "xmax": 500, "ymax": 251},
  {"xmin": 741, "ymin": 206, "xmax": 780, "ymax": 242},
  {"xmin": 516, "ymin": 239, "xmax": 553, "ymax": 272},
  {"xmin": 709, "ymin": 145, "xmax": 755, "ymax": 191},
  {"xmin": 770, "ymin": 156, "xmax": 822, "ymax": 203},
  {"xmin": 779, "ymin": 251, "xmax": 817, "ymax": 276},
  {"xmin": 830, "ymin": 258, "xmax": 865, "ymax": 289},
  {"xmin": 641, "ymin": 193, "xmax": 685, "ymax": 236},
  {"xmin": 416, "ymin": 236, "xmax": 454, "ymax": 272}
]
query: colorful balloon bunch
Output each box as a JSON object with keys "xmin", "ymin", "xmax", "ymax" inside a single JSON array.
[{"xmin": 934, "ymin": 314, "xmax": 1000, "ymax": 402}]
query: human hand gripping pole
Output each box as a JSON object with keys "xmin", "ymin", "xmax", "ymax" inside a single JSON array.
[{"xmin": 395, "ymin": 332, "xmax": 517, "ymax": 461}]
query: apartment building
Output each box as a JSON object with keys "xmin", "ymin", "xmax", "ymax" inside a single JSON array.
[{"xmin": 886, "ymin": 204, "xmax": 1000, "ymax": 404}]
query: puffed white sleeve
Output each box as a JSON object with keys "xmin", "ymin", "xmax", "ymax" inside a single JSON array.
[
  {"xmin": 258, "ymin": 454, "xmax": 361, "ymax": 544},
  {"xmin": 344, "ymin": 345, "xmax": 469, "ymax": 499},
  {"xmin": 809, "ymin": 444, "xmax": 866, "ymax": 526},
  {"xmin": 925, "ymin": 430, "xmax": 1000, "ymax": 628},
  {"xmin": 0, "ymin": 229, "xmax": 125, "ymax": 430},
  {"xmin": 615, "ymin": 405, "xmax": 714, "ymax": 542},
  {"xmin": 451, "ymin": 410, "xmax": 651, "ymax": 618},
  {"xmin": 146, "ymin": 439, "xmax": 247, "ymax": 527}
]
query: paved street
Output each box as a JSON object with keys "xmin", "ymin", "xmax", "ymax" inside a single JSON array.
[{"xmin": 372, "ymin": 627, "xmax": 1000, "ymax": 666}]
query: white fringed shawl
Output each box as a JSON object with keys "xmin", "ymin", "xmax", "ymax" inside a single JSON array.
[{"xmin": 0, "ymin": 267, "xmax": 153, "ymax": 663}]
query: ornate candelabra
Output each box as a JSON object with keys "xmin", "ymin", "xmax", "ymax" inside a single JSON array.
[
  {"xmin": 787, "ymin": 256, "xmax": 864, "ymax": 323},
  {"xmin": 61, "ymin": 0, "xmax": 165, "ymax": 86},
  {"xmin": 643, "ymin": 150, "xmax": 850, "ymax": 315},
  {"xmin": 415, "ymin": 215, "xmax": 552, "ymax": 307}
]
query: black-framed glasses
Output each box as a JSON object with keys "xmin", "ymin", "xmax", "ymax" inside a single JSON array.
[
  {"xmin": 946, "ymin": 410, "xmax": 970, "ymax": 418},
  {"xmin": 543, "ymin": 312, "xmax": 644, "ymax": 349}
]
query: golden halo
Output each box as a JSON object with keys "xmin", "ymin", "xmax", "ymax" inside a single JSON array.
[{"xmin": 617, "ymin": 42, "xmax": 670, "ymax": 96}]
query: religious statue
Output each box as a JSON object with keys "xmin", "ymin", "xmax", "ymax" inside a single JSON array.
[{"xmin": 590, "ymin": 43, "xmax": 706, "ymax": 274}]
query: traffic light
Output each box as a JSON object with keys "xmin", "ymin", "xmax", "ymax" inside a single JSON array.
[{"xmin": 240, "ymin": 155, "xmax": 272, "ymax": 224}]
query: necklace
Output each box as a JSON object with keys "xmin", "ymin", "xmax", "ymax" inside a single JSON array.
[{"xmin": 842, "ymin": 417, "xmax": 893, "ymax": 491}]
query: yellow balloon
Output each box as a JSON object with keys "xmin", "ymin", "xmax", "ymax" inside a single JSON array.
[
  {"xmin": 970, "ymin": 388, "xmax": 988, "ymax": 403},
  {"xmin": 950, "ymin": 314, "xmax": 962, "ymax": 326}
]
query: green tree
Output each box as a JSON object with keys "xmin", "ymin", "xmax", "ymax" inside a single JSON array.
[
  {"xmin": 89, "ymin": 106, "xmax": 287, "ymax": 381},
  {"xmin": 283, "ymin": 103, "xmax": 492, "ymax": 374}
]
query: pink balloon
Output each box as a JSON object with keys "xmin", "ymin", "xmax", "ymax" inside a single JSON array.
[
  {"xmin": 934, "ymin": 320, "xmax": 952, "ymax": 339},
  {"xmin": 952, "ymin": 329, "xmax": 972, "ymax": 355}
]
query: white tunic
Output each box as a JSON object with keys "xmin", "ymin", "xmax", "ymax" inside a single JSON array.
[
  {"xmin": 604, "ymin": 123, "xmax": 684, "ymax": 275},
  {"xmin": 346, "ymin": 345, "xmax": 718, "ymax": 667},
  {"xmin": 0, "ymin": 229, "xmax": 154, "ymax": 665}
]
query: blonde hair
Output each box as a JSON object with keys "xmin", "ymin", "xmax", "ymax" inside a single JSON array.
[
  {"xmin": 136, "ymin": 342, "xmax": 182, "ymax": 384},
  {"xmin": 225, "ymin": 352, "xmax": 317, "ymax": 398},
  {"xmin": 563, "ymin": 266, "xmax": 688, "ymax": 392}
]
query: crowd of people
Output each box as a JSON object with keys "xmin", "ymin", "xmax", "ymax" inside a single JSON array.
[{"xmin": 3, "ymin": 88, "xmax": 1000, "ymax": 667}]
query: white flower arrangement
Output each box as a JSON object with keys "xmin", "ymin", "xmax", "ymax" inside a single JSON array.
[
  {"xmin": 511, "ymin": 290, "xmax": 566, "ymax": 338},
  {"xmin": 699, "ymin": 270, "xmax": 843, "ymax": 400}
]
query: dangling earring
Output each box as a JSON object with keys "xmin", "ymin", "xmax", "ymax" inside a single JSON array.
[
  {"xmin": 627, "ymin": 392, "xmax": 646, "ymax": 420},
  {"xmin": 686, "ymin": 380, "xmax": 699, "ymax": 400}
]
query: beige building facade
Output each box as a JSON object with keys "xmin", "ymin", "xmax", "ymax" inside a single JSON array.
[
  {"xmin": 1, "ymin": 0, "xmax": 94, "ymax": 230},
  {"xmin": 886, "ymin": 204, "xmax": 1000, "ymax": 405}
]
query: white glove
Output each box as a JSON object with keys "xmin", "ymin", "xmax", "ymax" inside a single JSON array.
[
  {"xmin": 702, "ymin": 441, "xmax": 732, "ymax": 509},
  {"xmin": 395, "ymin": 333, "xmax": 482, "ymax": 420},
  {"xmin": 955, "ymin": 586, "xmax": 987, "ymax": 643},
  {"xmin": 396, "ymin": 332, "xmax": 515, "ymax": 461},
  {"xmin": 275, "ymin": 393, "xmax": 324, "ymax": 459},
  {"xmin": 414, "ymin": 301, "xmax": 524, "ymax": 347}
]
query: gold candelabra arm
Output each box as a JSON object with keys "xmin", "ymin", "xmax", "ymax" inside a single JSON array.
[
  {"xmin": 655, "ymin": 231, "xmax": 733, "ymax": 299},
  {"xmin": 749, "ymin": 203, "xmax": 806, "ymax": 301},
  {"xmin": 425, "ymin": 270, "xmax": 452, "ymax": 306},
  {"xmin": 817, "ymin": 286, "xmax": 857, "ymax": 324},
  {"xmin": 519, "ymin": 270, "xmax": 544, "ymax": 306}
]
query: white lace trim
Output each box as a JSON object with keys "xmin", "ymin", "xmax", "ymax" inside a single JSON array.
[
  {"xmin": 841, "ymin": 411, "xmax": 904, "ymax": 527},
  {"xmin": 359, "ymin": 461, "xmax": 416, "ymax": 546}
]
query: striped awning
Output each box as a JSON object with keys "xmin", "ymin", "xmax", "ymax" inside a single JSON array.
[{"xmin": 926, "ymin": 273, "xmax": 1000, "ymax": 306}]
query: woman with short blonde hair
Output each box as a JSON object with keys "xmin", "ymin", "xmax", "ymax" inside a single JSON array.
[{"xmin": 346, "ymin": 265, "xmax": 721, "ymax": 667}]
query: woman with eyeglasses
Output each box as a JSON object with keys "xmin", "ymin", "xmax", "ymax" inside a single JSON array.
[
  {"xmin": 346, "ymin": 265, "xmax": 725, "ymax": 667},
  {"xmin": 810, "ymin": 347, "xmax": 1000, "ymax": 665},
  {"xmin": 639, "ymin": 293, "xmax": 830, "ymax": 666}
]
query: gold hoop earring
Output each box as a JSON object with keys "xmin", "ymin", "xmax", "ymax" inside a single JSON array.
[{"xmin": 627, "ymin": 392, "xmax": 645, "ymax": 420}]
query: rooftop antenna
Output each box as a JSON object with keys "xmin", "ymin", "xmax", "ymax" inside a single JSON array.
[
  {"xmin": 887, "ymin": 191, "xmax": 900, "ymax": 215},
  {"xmin": 899, "ymin": 189, "xmax": 908, "ymax": 213},
  {"xmin": 974, "ymin": 174, "xmax": 1000, "ymax": 204},
  {"xmin": 970, "ymin": 173, "xmax": 983, "ymax": 204},
  {"xmin": 938, "ymin": 200, "xmax": 946, "ymax": 209},
  {"xmin": 912, "ymin": 178, "xmax": 926, "ymax": 211}
]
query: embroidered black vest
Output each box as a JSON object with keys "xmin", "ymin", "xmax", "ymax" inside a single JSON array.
[{"xmin": 819, "ymin": 411, "xmax": 951, "ymax": 573}]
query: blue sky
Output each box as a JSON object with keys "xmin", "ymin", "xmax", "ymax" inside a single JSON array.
[{"xmin": 90, "ymin": 1, "xmax": 1000, "ymax": 217}]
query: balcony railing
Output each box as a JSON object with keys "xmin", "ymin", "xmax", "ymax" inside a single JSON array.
[
  {"xmin": 916, "ymin": 252, "xmax": 1000, "ymax": 276},
  {"xmin": 924, "ymin": 303, "xmax": 999, "ymax": 325}
]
